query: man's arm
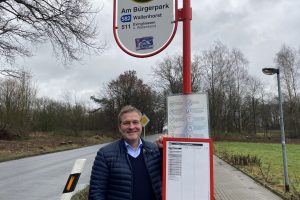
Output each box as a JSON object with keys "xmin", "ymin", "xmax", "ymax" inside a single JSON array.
[{"xmin": 89, "ymin": 151, "xmax": 109, "ymax": 200}]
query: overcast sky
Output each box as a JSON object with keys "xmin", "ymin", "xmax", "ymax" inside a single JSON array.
[{"xmin": 14, "ymin": 0, "xmax": 300, "ymax": 105}]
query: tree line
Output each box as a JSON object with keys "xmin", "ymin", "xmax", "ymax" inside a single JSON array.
[
  {"xmin": 1, "ymin": 42, "xmax": 300, "ymax": 139},
  {"xmin": 0, "ymin": 72, "xmax": 100, "ymax": 139}
]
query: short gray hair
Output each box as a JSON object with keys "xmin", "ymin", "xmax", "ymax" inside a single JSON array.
[{"xmin": 118, "ymin": 105, "xmax": 142, "ymax": 124}]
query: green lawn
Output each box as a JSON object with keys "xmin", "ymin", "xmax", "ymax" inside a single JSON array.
[{"xmin": 214, "ymin": 142, "xmax": 300, "ymax": 199}]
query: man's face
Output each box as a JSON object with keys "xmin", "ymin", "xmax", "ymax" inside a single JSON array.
[{"xmin": 119, "ymin": 111, "xmax": 142, "ymax": 146}]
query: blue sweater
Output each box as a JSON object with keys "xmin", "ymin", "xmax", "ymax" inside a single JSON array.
[{"xmin": 128, "ymin": 153, "xmax": 155, "ymax": 200}]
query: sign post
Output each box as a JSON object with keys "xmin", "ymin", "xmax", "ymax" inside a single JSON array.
[
  {"xmin": 141, "ymin": 114, "xmax": 150, "ymax": 138},
  {"xmin": 182, "ymin": 0, "xmax": 192, "ymax": 94},
  {"xmin": 113, "ymin": 0, "xmax": 213, "ymax": 199}
]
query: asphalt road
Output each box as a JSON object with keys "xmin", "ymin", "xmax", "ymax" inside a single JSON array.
[{"xmin": 0, "ymin": 134, "xmax": 159, "ymax": 200}]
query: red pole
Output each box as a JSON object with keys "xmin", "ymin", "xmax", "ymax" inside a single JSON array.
[{"xmin": 182, "ymin": 0, "xmax": 192, "ymax": 94}]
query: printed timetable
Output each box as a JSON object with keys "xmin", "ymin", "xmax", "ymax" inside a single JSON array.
[{"xmin": 163, "ymin": 138, "xmax": 214, "ymax": 200}]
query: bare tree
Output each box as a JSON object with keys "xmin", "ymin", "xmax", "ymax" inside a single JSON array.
[
  {"xmin": 0, "ymin": 69, "xmax": 25, "ymax": 78},
  {"xmin": 0, "ymin": 0, "xmax": 105, "ymax": 66},
  {"xmin": 91, "ymin": 70, "xmax": 164, "ymax": 133},
  {"xmin": 152, "ymin": 54, "xmax": 204, "ymax": 94},
  {"xmin": 152, "ymin": 42, "xmax": 254, "ymax": 135},
  {"xmin": 200, "ymin": 41, "xmax": 234, "ymax": 134},
  {"xmin": 223, "ymin": 48, "xmax": 249, "ymax": 133},
  {"xmin": 275, "ymin": 44, "xmax": 300, "ymax": 137},
  {"xmin": 0, "ymin": 70, "xmax": 36, "ymax": 138},
  {"xmin": 276, "ymin": 45, "xmax": 299, "ymax": 100},
  {"xmin": 244, "ymin": 76, "xmax": 263, "ymax": 134},
  {"xmin": 152, "ymin": 55, "xmax": 183, "ymax": 94}
]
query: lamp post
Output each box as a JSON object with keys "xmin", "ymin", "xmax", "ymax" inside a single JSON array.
[{"xmin": 262, "ymin": 67, "xmax": 289, "ymax": 192}]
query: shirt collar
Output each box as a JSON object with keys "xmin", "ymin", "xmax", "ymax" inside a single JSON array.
[{"xmin": 124, "ymin": 139, "xmax": 143, "ymax": 150}]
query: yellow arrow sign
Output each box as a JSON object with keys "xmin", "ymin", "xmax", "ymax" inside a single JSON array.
[{"xmin": 141, "ymin": 114, "xmax": 150, "ymax": 127}]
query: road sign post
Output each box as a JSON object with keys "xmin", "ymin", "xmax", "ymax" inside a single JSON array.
[
  {"xmin": 141, "ymin": 114, "xmax": 150, "ymax": 138},
  {"xmin": 113, "ymin": 1, "xmax": 214, "ymax": 199},
  {"xmin": 182, "ymin": 0, "xmax": 192, "ymax": 94}
]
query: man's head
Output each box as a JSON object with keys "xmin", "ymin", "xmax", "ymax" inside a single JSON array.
[{"xmin": 118, "ymin": 105, "xmax": 142, "ymax": 147}]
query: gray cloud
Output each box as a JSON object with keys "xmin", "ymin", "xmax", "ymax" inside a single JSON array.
[{"xmin": 11, "ymin": 0, "xmax": 300, "ymax": 103}]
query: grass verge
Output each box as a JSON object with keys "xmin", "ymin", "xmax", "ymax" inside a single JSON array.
[
  {"xmin": 71, "ymin": 186, "xmax": 89, "ymax": 200},
  {"xmin": 0, "ymin": 131, "xmax": 116, "ymax": 162},
  {"xmin": 214, "ymin": 142, "xmax": 300, "ymax": 200}
]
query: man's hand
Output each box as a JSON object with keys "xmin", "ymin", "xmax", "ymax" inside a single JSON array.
[{"xmin": 156, "ymin": 134, "xmax": 167, "ymax": 148}]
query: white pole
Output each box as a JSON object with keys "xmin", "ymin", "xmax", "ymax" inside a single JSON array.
[{"xmin": 60, "ymin": 159, "xmax": 86, "ymax": 200}]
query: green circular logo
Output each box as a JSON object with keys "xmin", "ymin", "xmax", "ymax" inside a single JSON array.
[{"xmin": 132, "ymin": 0, "xmax": 154, "ymax": 3}]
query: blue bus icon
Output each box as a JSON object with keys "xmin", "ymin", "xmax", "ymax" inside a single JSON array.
[{"xmin": 121, "ymin": 15, "xmax": 131, "ymax": 23}]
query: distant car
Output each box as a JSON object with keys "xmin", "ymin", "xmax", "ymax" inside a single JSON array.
[{"xmin": 162, "ymin": 124, "xmax": 168, "ymax": 135}]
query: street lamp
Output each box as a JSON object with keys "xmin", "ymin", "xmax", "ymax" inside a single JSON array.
[{"xmin": 262, "ymin": 67, "xmax": 289, "ymax": 192}]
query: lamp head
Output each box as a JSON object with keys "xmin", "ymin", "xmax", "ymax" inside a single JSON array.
[{"xmin": 262, "ymin": 68, "xmax": 279, "ymax": 75}]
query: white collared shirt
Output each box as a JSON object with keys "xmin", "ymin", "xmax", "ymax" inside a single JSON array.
[{"xmin": 124, "ymin": 139, "xmax": 143, "ymax": 158}]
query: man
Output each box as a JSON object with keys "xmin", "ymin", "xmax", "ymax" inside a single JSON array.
[{"xmin": 89, "ymin": 105, "xmax": 162, "ymax": 200}]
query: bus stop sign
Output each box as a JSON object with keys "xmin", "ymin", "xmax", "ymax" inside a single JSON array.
[{"xmin": 113, "ymin": 0, "xmax": 178, "ymax": 57}]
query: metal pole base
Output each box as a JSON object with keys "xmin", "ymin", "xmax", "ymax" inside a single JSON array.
[{"xmin": 285, "ymin": 185, "xmax": 290, "ymax": 192}]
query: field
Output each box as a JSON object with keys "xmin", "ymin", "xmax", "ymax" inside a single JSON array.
[
  {"xmin": 214, "ymin": 141, "xmax": 300, "ymax": 199},
  {"xmin": 0, "ymin": 131, "xmax": 116, "ymax": 162}
]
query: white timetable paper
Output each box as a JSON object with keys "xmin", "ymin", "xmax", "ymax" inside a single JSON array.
[
  {"xmin": 167, "ymin": 93, "xmax": 209, "ymax": 138},
  {"xmin": 165, "ymin": 141, "xmax": 211, "ymax": 200}
]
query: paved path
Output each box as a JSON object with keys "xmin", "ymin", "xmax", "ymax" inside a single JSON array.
[{"xmin": 214, "ymin": 156, "xmax": 283, "ymax": 200}]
